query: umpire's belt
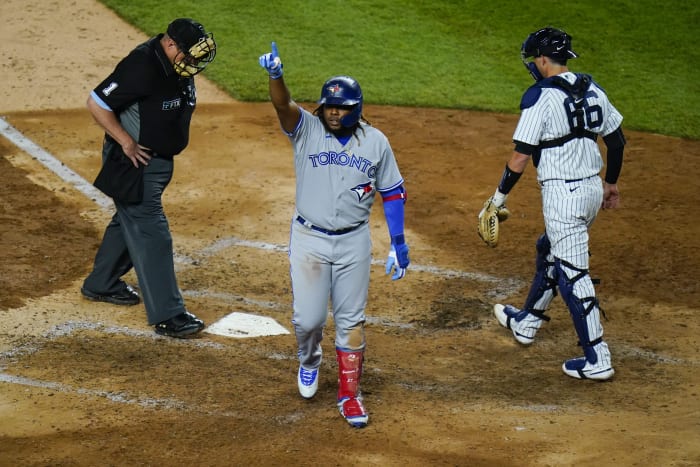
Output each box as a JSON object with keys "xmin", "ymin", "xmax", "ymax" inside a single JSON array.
[
  {"xmin": 296, "ymin": 216, "xmax": 365, "ymax": 236},
  {"xmin": 151, "ymin": 152, "xmax": 174, "ymax": 160}
]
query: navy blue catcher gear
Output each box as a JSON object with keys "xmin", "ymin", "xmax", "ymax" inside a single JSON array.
[
  {"xmin": 318, "ymin": 76, "xmax": 363, "ymax": 127},
  {"xmin": 521, "ymin": 27, "xmax": 578, "ymax": 81},
  {"xmin": 555, "ymin": 258, "xmax": 604, "ymax": 364},
  {"xmin": 520, "ymin": 233, "xmax": 557, "ymax": 320}
]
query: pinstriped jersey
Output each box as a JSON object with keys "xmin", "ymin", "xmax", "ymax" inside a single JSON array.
[
  {"xmin": 513, "ymin": 72, "xmax": 623, "ymax": 182},
  {"xmin": 285, "ymin": 107, "xmax": 403, "ymax": 230}
]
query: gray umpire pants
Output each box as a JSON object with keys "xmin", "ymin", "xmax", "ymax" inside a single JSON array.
[{"xmin": 83, "ymin": 156, "xmax": 186, "ymax": 325}]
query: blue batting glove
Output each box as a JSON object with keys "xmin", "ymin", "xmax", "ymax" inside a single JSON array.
[
  {"xmin": 258, "ymin": 41, "xmax": 283, "ymax": 79},
  {"xmin": 385, "ymin": 243, "xmax": 410, "ymax": 281}
]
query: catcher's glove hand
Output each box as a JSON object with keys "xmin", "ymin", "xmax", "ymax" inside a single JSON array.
[{"xmin": 477, "ymin": 197, "xmax": 511, "ymax": 247}]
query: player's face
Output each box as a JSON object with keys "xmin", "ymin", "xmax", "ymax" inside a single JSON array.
[{"xmin": 323, "ymin": 105, "xmax": 353, "ymax": 131}]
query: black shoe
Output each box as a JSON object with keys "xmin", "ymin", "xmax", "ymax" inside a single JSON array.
[
  {"xmin": 81, "ymin": 284, "xmax": 140, "ymax": 306},
  {"xmin": 154, "ymin": 311, "xmax": 205, "ymax": 338}
]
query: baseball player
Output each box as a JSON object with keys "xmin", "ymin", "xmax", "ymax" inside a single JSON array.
[
  {"xmin": 81, "ymin": 18, "xmax": 216, "ymax": 338},
  {"xmin": 484, "ymin": 27, "xmax": 626, "ymax": 380},
  {"xmin": 259, "ymin": 42, "xmax": 410, "ymax": 427}
]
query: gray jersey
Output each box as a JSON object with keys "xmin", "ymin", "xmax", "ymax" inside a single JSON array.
[
  {"xmin": 286, "ymin": 107, "xmax": 403, "ymax": 230},
  {"xmin": 513, "ymin": 71, "xmax": 623, "ymax": 182}
]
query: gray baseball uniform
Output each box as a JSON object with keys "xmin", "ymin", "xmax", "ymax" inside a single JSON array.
[{"xmin": 287, "ymin": 107, "xmax": 403, "ymax": 368}]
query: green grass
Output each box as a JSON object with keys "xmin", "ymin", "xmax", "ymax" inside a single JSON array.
[{"xmin": 99, "ymin": 0, "xmax": 700, "ymax": 139}]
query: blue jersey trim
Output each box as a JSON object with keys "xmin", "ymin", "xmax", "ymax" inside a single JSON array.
[
  {"xmin": 377, "ymin": 179, "xmax": 404, "ymax": 193},
  {"xmin": 283, "ymin": 110, "xmax": 303, "ymax": 137},
  {"xmin": 90, "ymin": 90, "xmax": 113, "ymax": 111}
]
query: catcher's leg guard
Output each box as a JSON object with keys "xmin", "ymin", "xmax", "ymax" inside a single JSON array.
[
  {"xmin": 523, "ymin": 234, "xmax": 558, "ymax": 315},
  {"xmin": 495, "ymin": 234, "xmax": 556, "ymax": 344},
  {"xmin": 556, "ymin": 259, "xmax": 614, "ymax": 380},
  {"xmin": 336, "ymin": 349, "xmax": 368, "ymax": 428}
]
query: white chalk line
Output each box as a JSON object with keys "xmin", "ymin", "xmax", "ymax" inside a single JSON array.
[
  {"xmin": 2, "ymin": 317, "xmax": 698, "ymax": 415},
  {"xmin": 0, "ymin": 116, "xmax": 113, "ymax": 211},
  {"xmin": 0, "ymin": 320, "xmax": 297, "ymax": 419},
  {"xmin": 0, "ymin": 115, "xmax": 520, "ymax": 288},
  {"xmin": 197, "ymin": 235, "xmax": 519, "ymax": 286},
  {"xmin": 0, "ymin": 114, "xmax": 521, "ymax": 412},
  {"xmin": 8, "ymin": 110, "xmax": 694, "ymax": 415}
]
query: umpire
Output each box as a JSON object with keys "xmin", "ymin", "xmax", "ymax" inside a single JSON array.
[{"xmin": 81, "ymin": 18, "xmax": 216, "ymax": 338}]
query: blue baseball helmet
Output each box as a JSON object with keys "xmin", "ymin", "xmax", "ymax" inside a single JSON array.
[{"xmin": 318, "ymin": 76, "xmax": 363, "ymax": 127}]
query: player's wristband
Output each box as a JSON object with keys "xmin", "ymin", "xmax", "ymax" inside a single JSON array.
[
  {"xmin": 391, "ymin": 234, "xmax": 405, "ymax": 245},
  {"xmin": 497, "ymin": 164, "xmax": 522, "ymax": 194}
]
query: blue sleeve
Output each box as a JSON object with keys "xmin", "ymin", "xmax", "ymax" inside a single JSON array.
[{"xmin": 381, "ymin": 186, "xmax": 406, "ymax": 244}]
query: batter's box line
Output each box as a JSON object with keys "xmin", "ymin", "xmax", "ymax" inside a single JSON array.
[
  {"xmin": 0, "ymin": 117, "xmax": 113, "ymax": 211},
  {"xmin": 0, "ymin": 370, "xmax": 307, "ymax": 423},
  {"xmin": 0, "ymin": 120, "xmax": 521, "ymax": 293},
  {"xmin": 0, "ymin": 371, "xmax": 189, "ymax": 410},
  {"xmin": 197, "ymin": 235, "xmax": 524, "ymax": 287},
  {"xmin": 0, "ymin": 321, "xmax": 225, "ymax": 363}
]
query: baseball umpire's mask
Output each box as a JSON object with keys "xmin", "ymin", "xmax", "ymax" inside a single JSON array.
[{"xmin": 167, "ymin": 18, "xmax": 217, "ymax": 77}]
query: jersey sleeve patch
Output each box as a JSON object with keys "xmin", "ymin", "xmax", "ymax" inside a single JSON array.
[{"xmin": 520, "ymin": 86, "xmax": 542, "ymax": 110}]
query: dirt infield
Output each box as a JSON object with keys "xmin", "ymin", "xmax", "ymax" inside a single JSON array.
[{"xmin": 2, "ymin": 1, "xmax": 699, "ymax": 466}]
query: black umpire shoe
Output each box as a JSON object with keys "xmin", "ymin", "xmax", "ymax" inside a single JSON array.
[
  {"xmin": 81, "ymin": 283, "xmax": 140, "ymax": 306},
  {"xmin": 154, "ymin": 311, "xmax": 205, "ymax": 338}
]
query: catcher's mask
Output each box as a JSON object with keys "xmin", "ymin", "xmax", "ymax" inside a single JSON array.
[
  {"xmin": 521, "ymin": 27, "xmax": 578, "ymax": 81},
  {"xmin": 167, "ymin": 18, "xmax": 217, "ymax": 77},
  {"xmin": 317, "ymin": 76, "xmax": 363, "ymax": 128}
]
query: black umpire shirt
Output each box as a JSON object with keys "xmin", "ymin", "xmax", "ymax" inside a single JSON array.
[{"xmin": 92, "ymin": 34, "xmax": 196, "ymax": 157}]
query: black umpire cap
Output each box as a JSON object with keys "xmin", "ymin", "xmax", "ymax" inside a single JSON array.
[{"xmin": 167, "ymin": 18, "xmax": 207, "ymax": 51}]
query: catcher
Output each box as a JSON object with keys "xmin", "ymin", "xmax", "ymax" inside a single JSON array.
[{"xmin": 479, "ymin": 27, "xmax": 626, "ymax": 381}]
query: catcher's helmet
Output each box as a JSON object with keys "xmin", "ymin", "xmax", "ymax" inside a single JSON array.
[
  {"xmin": 167, "ymin": 18, "xmax": 216, "ymax": 77},
  {"xmin": 521, "ymin": 27, "xmax": 578, "ymax": 61},
  {"xmin": 521, "ymin": 27, "xmax": 578, "ymax": 81},
  {"xmin": 318, "ymin": 76, "xmax": 363, "ymax": 127}
]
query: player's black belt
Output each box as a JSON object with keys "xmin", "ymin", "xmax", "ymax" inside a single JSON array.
[
  {"xmin": 539, "ymin": 176, "xmax": 594, "ymax": 186},
  {"xmin": 296, "ymin": 216, "xmax": 365, "ymax": 236}
]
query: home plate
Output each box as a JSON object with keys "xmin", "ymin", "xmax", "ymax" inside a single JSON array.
[{"xmin": 205, "ymin": 312, "xmax": 290, "ymax": 338}]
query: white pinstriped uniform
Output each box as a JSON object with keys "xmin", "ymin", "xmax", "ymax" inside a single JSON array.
[
  {"xmin": 514, "ymin": 72, "xmax": 623, "ymax": 183},
  {"xmin": 513, "ymin": 71, "xmax": 622, "ymax": 268},
  {"xmin": 513, "ymin": 72, "xmax": 623, "ymax": 346}
]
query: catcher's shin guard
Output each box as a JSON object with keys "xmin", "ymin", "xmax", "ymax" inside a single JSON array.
[
  {"xmin": 555, "ymin": 259, "xmax": 607, "ymax": 363},
  {"xmin": 501, "ymin": 234, "xmax": 556, "ymax": 343},
  {"xmin": 522, "ymin": 233, "xmax": 557, "ymax": 318},
  {"xmin": 336, "ymin": 349, "xmax": 368, "ymax": 428}
]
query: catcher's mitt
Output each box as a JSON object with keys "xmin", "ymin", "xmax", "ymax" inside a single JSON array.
[{"xmin": 477, "ymin": 198, "xmax": 511, "ymax": 247}]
